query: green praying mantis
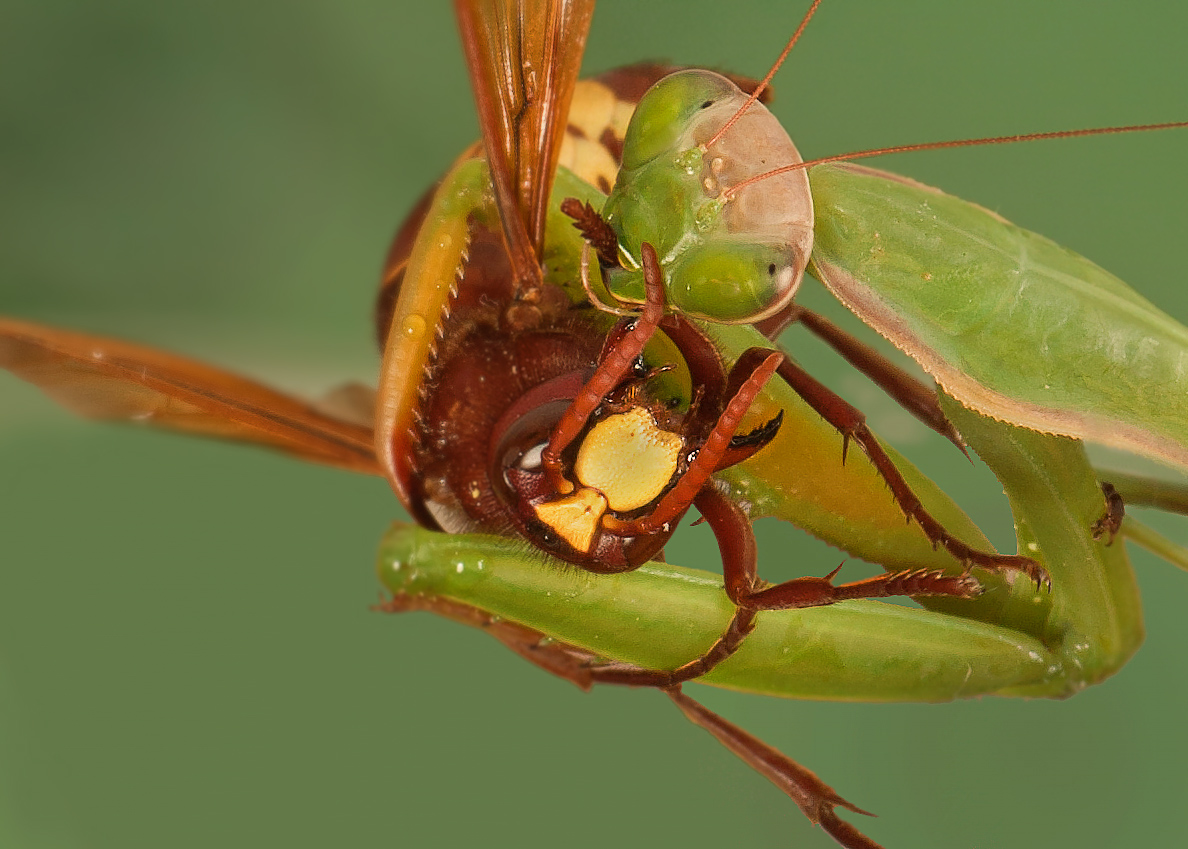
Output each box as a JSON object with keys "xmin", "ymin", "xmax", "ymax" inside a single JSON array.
[{"xmin": 3, "ymin": 1, "xmax": 1188, "ymax": 848}]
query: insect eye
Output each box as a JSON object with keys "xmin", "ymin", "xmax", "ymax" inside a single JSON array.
[
  {"xmin": 767, "ymin": 263, "xmax": 777, "ymax": 275},
  {"xmin": 700, "ymin": 99, "xmax": 714, "ymax": 109},
  {"xmin": 491, "ymin": 397, "xmax": 572, "ymax": 498},
  {"xmin": 518, "ymin": 442, "xmax": 545, "ymax": 470}
]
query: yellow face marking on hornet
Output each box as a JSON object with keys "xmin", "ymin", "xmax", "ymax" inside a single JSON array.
[
  {"xmin": 533, "ymin": 488, "xmax": 609, "ymax": 553},
  {"xmin": 574, "ymin": 407, "xmax": 683, "ymax": 512}
]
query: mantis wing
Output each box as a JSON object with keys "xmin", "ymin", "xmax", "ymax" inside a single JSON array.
[{"xmin": 810, "ymin": 161, "xmax": 1188, "ymax": 473}]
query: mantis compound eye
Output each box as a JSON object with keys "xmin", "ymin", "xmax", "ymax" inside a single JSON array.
[{"xmin": 665, "ymin": 240, "xmax": 802, "ymax": 323}]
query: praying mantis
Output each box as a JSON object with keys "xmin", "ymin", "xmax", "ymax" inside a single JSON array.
[{"xmin": 2, "ymin": 1, "xmax": 1187, "ymax": 847}]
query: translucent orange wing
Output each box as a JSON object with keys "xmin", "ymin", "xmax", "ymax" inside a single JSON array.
[
  {"xmin": 0, "ymin": 317, "xmax": 380, "ymax": 475},
  {"xmin": 455, "ymin": 0, "xmax": 595, "ymax": 289},
  {"xmin": 372, "ymin": 0, "xmax": 596, "ymax": 512}
]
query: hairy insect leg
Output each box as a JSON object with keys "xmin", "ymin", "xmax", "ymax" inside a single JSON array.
[
  {"xmin": 606, "ymin": 347, "xmax": 784, "ymax": 537},
  {"xmin": 697, "ymin": 486, "xmax": 983, "ymax": 612},
  {"xmin": 381, "ymin": 590, "xmax": 883, "ymax": 849},
  {"xmin": 774, "ymin": 354, "xmax": 1049, "ymax": 586},
  {"xmin": 542, "ymin": 241, "xmax": 667, "ymax": 491},
  {"xmin": 759, "ymin": 303, "xmax": 966, "ymax": 452},
  {"xmin": 596, "ymin": 488, "xmax": 982, "ymax": 690},
  {"xmin": 589, "ymin": 485, "xmax": 760, "ymax": 687},
  {"xmin": 665, "ymin": 686, "xmax": 885, "ymax": 849}
]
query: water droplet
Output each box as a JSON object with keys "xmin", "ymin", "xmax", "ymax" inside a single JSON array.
[{"xmin": 402, "ymin": 314, "xmax": 427, "ymax": 339}]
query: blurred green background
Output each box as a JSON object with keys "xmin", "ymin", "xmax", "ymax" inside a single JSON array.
[{"xmin": 2, "ymin": 1, "xmax": 1187, "ymax": 847}]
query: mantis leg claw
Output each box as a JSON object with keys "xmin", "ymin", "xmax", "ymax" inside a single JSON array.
[{"xmin": 1091, "ymin": 481, "xmax": 1125, "ymax": 545}]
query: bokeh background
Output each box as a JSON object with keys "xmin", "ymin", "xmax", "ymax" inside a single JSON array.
[{"xmin": 3, "ymin": 1, "xmax": 1187, "ymax": 847}]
